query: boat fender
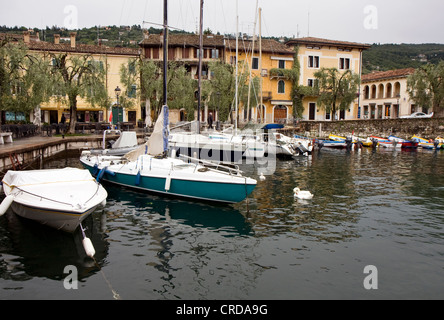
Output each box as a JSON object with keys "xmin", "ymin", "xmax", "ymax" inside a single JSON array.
[
  {"xmin": 92, "ymin": 163, "xmax": 99, "ymax": 175},
  {"xmin": 96, "ymin": 168, "xmax": 106, "ymax": 181},
  {"xmin": 105, "ymin": 169, "xmax": 116, "ymax": 176},
  {"xmin": 101, "ymin": 199, "xmax": 107, "ymax": 207},
  {"xmin": 82, "ymin": 237, "xmax": 96, "ymax": 258},
  {"xmin": 0, "ymin": 195, "xmax": 14, "ymax": 216},
  {"xmin": 165, "ymin": 175, "xmax": 171, "ymax": 191},
  {"xmin": 135, "ymin": 170, "xmax": 141, "ymax": 186}
]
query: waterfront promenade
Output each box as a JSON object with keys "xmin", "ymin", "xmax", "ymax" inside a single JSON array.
[{"xmin": 0, "ymin": 130, "xmax": 147, "ymax": 174}]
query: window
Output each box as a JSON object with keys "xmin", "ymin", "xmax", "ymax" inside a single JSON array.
[
  {"xmin": 128, "ymin": 85, "xmax": 137, "ymax": 98},
  {"xmin": 211, "ymin": 49, "xmax": 219, "ymax": 59},
  {"xmin": 278, "ymin": 80, "xmax": 285, "ymax": 94},
  {"xmin": 308, "ymin": 56, "xmax": 319, "ymax": 68},
  {"xmin": 325, "ymin": 111, "xmax": 331, "ymax": 120},
  {"xmin": 252, "ymin": 57, "xmax": 259, "ymax": 70},
  {"xmin": 230, "ymin": 56, "xmax": 237, "ymax": 65},
  {"xmin": 182, "ymin": 47, "xmax": 189, "ymax": 59},
  {"xmin": 278, "ymin": 60, "xmax": 285, "ymax": 69},
  {"xmin": 88, "ymin": 60, "xmax": 104, "ymax": 71},
  {"xmin": 339, "ymin": 58, "xmax": 350, "ymax": 70},
  {"xmin": 128, "ymin": 61, "xmax": 136, "ymax": 73},
  {"xmin": 307, "ymin": 79, "xmax": 318, "ymax": 88}
]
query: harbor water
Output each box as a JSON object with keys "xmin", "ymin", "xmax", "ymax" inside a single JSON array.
[{"xmin": 1, "ymin": 147, "xmax": 444, "ymax": 300}]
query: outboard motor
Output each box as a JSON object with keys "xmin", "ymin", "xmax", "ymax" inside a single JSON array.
[
  {"xmin": 345, "ymin": 136, "xmax": 353, "ymax": 151},
  {"xmin": 371, "ymin": 138, "xmax": 378, "ymax": 150}
]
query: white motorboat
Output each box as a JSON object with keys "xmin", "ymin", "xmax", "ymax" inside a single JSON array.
[{"xmin": 0, "ymin": 168, "xmax": 108, "ymax": 233}]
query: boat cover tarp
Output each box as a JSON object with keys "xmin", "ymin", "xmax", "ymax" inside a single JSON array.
[
  {"xmin": 2, "ymin": 168, "xmax": 95, "ymax": 188},
  {"xmin": 241, "ymin": 122, "xmax": 284, "ymax": 131},
  {"xmin": 125, "ymin": 105, "xmax": 168, "ymax": 161},
  {"xmin": 112, "ymin": 131, "xmax": 138, "ymax": 149}
]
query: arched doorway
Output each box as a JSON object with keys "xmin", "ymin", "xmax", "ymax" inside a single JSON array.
[{"xmin": 273, "ymin": 105, "xmax": 287, "ymax": 123}]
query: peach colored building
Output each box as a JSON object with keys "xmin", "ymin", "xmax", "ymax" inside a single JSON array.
[
  {"xmin": 286, "ymin": 37, "xmax": 370, "ymax": 121},
  {"xmin": 361, "ymin": 68, "xmax": 417, "ymax": 119}
]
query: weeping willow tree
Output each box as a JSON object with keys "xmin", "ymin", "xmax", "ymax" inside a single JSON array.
[
  {"xmin": 314, "ymin": 67, "xmax": 360, "ymax": 120},
  {"xmin": 120, "ymin": 58, "xmax": 162, "ymax": 127},
  {"xmin": 50, "ymin": 53, "xmax": 108, "ymax": 133},
  {"xmin": 0, "ymin": 38, "xmax": 53, "ymax": 126},
  {"xmin": 202, "ymin": 61, "xmax": 235, "ymax": 122},
  {"xmin": 407, "ymin": 61, "xmax": 444, "ymax": 114},
  {"xmin": 167, "ymin": 62, "xmax": 197, "ymax": 121}
]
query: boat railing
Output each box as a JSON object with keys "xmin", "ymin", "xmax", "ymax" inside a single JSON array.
[{"xmin": 178, "ymin": 154, "xmax": 243, "ymax": 176}]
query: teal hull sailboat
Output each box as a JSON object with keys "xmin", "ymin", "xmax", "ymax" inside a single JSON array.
[{"xmin": 80, "ymin": 0, "xmax": 256, "ymax": 204}]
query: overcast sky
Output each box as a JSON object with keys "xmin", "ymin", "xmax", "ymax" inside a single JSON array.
[{"xmin": 1, "ymin": 0, "xmax": 443, "ymax": 44}]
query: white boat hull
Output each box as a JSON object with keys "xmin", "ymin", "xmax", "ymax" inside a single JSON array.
[{"xmin": 1, "ymin": 168, "xmax": 108, "ymax": 233}]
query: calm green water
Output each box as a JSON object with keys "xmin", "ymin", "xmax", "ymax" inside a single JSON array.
[{"xmin": 1, "ymin": 148, "xmax": 444, "ymax": 300}]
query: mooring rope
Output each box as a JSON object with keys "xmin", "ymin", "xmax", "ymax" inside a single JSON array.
[
  {"xmin": 93, "ymin": 258, "xmax": 121, "ymax": 300},
  {"xmin": 80, "ymin": 222, "xmax": 121, "ymax": 300}
]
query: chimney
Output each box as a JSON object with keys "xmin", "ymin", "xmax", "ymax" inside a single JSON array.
[
  {"xmin": 54, "ymin": 34, "xmax": 60, "ymax": 44},
  {"xmin": 23, "ymin": 31, "xmax": 30, "ymax": 43},
  {"xmin": 143, "ymin": 29, "xmax": 149, "ymax": 40},
  {"xmin": 70, "ymin": 32, "xmax": 76, "ymax": 48}
]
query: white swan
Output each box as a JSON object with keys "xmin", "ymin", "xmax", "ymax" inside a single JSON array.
[{"xmin": 293, "ymin": 187, "xmax": 313, "ymax": 200}]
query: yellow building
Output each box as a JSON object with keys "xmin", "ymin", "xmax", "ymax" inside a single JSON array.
[
  {"xmin": 223, "ymin": 37, "xmax": 295, "ymax": 124},
  {"xmin": 139, "ymin": 32, "xmax": 295, "ymax": 125},
  {"xmin": 22, "ymin": 31, "xmax": 141, "ymax": 126},
  {"xmin": 286, "ymin": 37, "xmax": 370, "ymax": 121}
]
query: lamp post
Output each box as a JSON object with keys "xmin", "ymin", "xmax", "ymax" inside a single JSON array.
[
  {"xmin": 114, "ymin": 86, "xmax": 122, "ymax": 127},
  {"xmin": 216, "ymin": 92, "xmax": 221, "ymax": 131}
]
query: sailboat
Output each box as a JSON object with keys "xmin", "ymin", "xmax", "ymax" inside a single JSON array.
[
  {"xmin": 80, "ymin": 0, "xmax": 256, "ymax": 204},
  {"xmin": 169, "ymin": 3, "xmax": 298, "ymax": 161}
]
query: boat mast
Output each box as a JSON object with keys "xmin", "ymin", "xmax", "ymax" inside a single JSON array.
[
  {"xmin": 259, "ymin": 7, "xmax": 263, "ymax": 123},
  {"xmin": 235, "ymin": 0, "xmax": 238, "ymax": 135},
  {"xmin": 197, "ymin": 0, "xmax": 204, "ymax": 134},
  {"xmin": 162, "ymin": 0, "xmax": 169, "ymax": 154},
  {"xmin": 163, "ymin": 0, "xmax": 168, "ymax": 107},
  {"xmin": 246, "ymin": 0, "xmax": 259, "ymax": 123}
]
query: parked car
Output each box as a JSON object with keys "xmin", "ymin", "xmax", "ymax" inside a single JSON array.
[{"xmin": 400, "ymin": 112, "xmax": 434, "ymax": 119}]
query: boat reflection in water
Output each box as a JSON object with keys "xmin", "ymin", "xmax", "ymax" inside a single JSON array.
[
  {"xmin": 0, "ymin": 183, "xmax": 251, "ymax": 285},
  {"xmin": 103, "ymin": 184, "xmax": 252, "ymax": 237},
  {"xmin": 0, "ymin": 207, "xmax": 108, "ymax": 281}
]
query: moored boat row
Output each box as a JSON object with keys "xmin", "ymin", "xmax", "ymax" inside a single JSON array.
[{"xmin": 312, "ymin": 133, "xmax": 443, "ymax": 150}]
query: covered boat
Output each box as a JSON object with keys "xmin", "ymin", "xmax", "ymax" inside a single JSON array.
[
  {"xmin": 0, "ymin": 168, "xmax": 107, "ymax": 233},
  {"xmin": 89, "ymin": 130, "xmax": 140, "ymax": 156}
]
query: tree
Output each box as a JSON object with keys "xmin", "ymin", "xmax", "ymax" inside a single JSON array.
[
  {"xmin": 0, "ymin": 38, "xmax": 53, "ymax": 125},
  {"xmin": 167, "ymin": 62, "xmax": 196, "ymax": 121},
  {"xmin": 407, "ymin": 61, "xmax": 444, "ymax": 113},
  {"xmin": 203, "ymin": 61, "xmax": 235, "ymax": 122},
  {"xmin": 50, "ymin": 53, "xmax": 108, "ymax": 133},
  {"xmin": 314, "ymin": 67, "xmax": 360, "ymax": 120}
]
